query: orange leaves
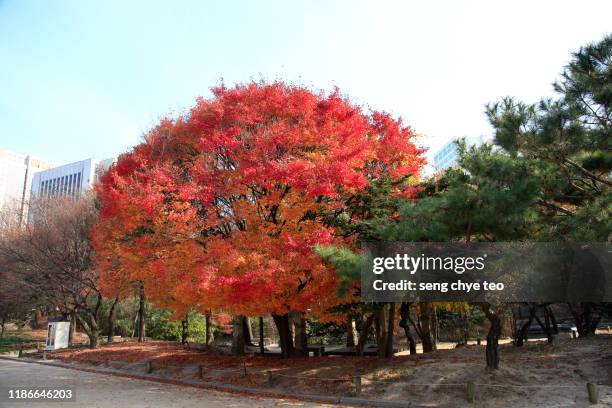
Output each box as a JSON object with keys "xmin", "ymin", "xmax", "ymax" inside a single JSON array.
[{"xmin": 93, "ymin": 81, "xmax": 424, "ymax": 320}]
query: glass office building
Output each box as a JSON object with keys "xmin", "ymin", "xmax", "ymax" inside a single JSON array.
[{"xmin": 433, "ymin": 136, "xmax": 486, "ymax": 173}]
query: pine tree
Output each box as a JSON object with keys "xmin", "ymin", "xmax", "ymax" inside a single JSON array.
[
  {"xmin": 486, "ymin": 34, "xmax": 612, "ymax": 335},
  {"xmin": 383, "ymin": 142, "xmax": 541, "ymax": 368},
  {"xmin": 486, "ymin": 35, "xmax": 611, "ymax": 242}
]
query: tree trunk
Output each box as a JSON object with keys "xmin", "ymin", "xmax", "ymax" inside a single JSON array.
[
  {"xmin": 357, "ymin": 313, "xmax": 375, "ymax": 356},
  {"xmin": 137, "ymin": 284, "xmax": 146, "ymax": 342},
  {"xmin": 419, "ymin": 302, "xmax": 434, "ymax": 353},
  {"xmin": 432, "ymin": 305, "xmax": 438, "ymax": 351},
  {"xmin": 297, "ymin": 313, "xmax": 307, "ymax": 355},
  {"xmin": 384, "ymin": 302, "xmax": 395, "ymax": 358},
  {"xmin": 107, "ymin": 297, "xmax": 119, "ymax": 343},
  {"xmin": 181, "ymin": 313, "xmax": 189, "ymax": 345},
  {"xmin": 516, "ymin": 312, "xmax": 533, "ymax": 347},
  {"xmin": 130, "ymin": 310, "xmax": 138, "ymax": 338},
  {"xmin": 461, "ymin": 311, "xmax": 469, "ymax": 345},
  {"xmin": 375, "ymin": 305, "xmax": 389, "ymax": 358},
  {"xmin": 231, "ymin": 315, "xmax": 246, "ymax": 355},
  {"xmin": 346, "ymin": 317, "xmax": 357, "ymax": 348},
  {"xmin": 481, "ymin": 303, "xmax": 502, "ymax": 370},
  {"xmin": 541, "ymin": 311, "xmax": 553, "ymax": 344},
  {"xmin": 290, "ymin": 311, "xmax": 308, "ymax": 356},
  {"xmin": 568, "ymin": 302, "xmax": 599, "ymax": 337},
  {"xmin": 69, "ymin": 312, "xmax": 76, "ymax": 346},
  {"xmin": 533, "ymin": 310, "xmax": 553, "ymax": 344},
  {"xmin": 399, "ymin": 302, "xmax": 417, "ymax": 355},
  {"xmin": 272, "ymin": 313, "xmax": 295, "ymax": 358},
  {"xmin": 76, "ymin": 312, "xmax": 99, "ymax": 349},
  {"xmin": 546, "ymin": 306, "xmax": 559, "ymax": 335},
  {"xmin": 205, "ymin": 311, "xmax": 214, "ymax": 346},
  {"xmin": 243, "ymin": 317, "xmax": 255, "ymax": 347},
  {"xmin": 89, "ymin": 314, "xmax": 99, "ymax": 349},
  {"xmin": 259, "ymin": 316, "xmax": 265, "ymax": 356}
]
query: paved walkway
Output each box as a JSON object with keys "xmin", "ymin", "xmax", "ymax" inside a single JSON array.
[{"xmin": 0, "ymin": 359, "xmax": 335, "ymax": 407}]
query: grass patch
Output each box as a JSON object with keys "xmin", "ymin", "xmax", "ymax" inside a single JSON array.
[{"xmin": 0, "ymin": 330, "xmax": 35, "ymax": 353}]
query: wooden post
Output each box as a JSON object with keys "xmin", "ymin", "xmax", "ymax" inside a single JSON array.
[
  {"xmin": 267, "ymin": 370, "xmax": 273, "ymax": 386},
  {"xmin": 198, "ymin": 364, "xmax": 203, "ymax": 379},
  {"xmin": 147, "ymin": 360, "xmax": 153, "ymax": 373},
  {"xmin": 587, "ymin": 383, "xmax": 598, "ymax": 404},
  {"xmin": 353, "ymin": 375, "xmax": 362, "ymax": 396},
  {"xmin": 243, "ymin": 360, "xmax": 247, "ymax": 377},
  {"xmin": 466, "ymin": 381, "xmax": 475, "ymax": 403}
]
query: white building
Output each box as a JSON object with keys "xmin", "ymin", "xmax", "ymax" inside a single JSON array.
[
  {"xmin": 30, "ymin": 157, "xmax": 115, "ymax": 199},
  {"xmin": 0, "ymin": 149, "xmax": 54, "ymax": 223}
]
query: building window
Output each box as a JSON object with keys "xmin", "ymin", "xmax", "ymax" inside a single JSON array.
[{"xmin": 76, "ymin": 172, "xmax": 82, "ymax": 193}]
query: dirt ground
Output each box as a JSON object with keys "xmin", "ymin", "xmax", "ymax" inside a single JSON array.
[
  {"xmin": 41, "ymin": 334, "xmax": 612, "ymax": 407},
  {"xmin": 26, "ymin": 328, "xmax": 90, "ymax": 343}
]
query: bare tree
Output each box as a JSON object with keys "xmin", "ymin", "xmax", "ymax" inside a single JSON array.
[
  {"xmin": 0, "ymin": 195, "xmax": 103, "ymax": 348},
  {"xmin": 0, "ymin": 270, "xmax": 37, "ymax": 338}
]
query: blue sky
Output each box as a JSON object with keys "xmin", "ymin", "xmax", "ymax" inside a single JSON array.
[{"xmin": 1, "ymin": 0, "xmax": 611, "ymax": 168}]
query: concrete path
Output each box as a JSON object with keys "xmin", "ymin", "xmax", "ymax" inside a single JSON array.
[{"xmin": 0, "ymin": 359, "xmax": 335, "ymax": 408}]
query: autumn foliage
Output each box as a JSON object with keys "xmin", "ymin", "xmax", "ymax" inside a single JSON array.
[{"xmin": 93, "ymin": 81, "xmax": 424, "ymax": 323}]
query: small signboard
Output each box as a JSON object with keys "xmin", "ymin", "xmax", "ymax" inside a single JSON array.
[{"xmin": 45, "ymin": 321, "xmax": 70, "ymax": 351}]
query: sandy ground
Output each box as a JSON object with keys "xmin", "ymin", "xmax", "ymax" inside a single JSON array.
[
  {"xmin": 368, "ymin": 336, "xmax": 612, "ymax": 407},
  {"xmin": 38, "ymin": 334, "xmax": 612, "ymax": 407},
  {"xmin": 0, "ymin": 359, "xmax": 339, "ymax": 408}
]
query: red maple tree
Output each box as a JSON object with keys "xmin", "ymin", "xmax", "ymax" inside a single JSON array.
[{"xmin": 93, "ymin": 81, "xmax": 424, "ymax": 356}]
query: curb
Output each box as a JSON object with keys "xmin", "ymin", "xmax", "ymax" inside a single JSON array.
[{"xmin": 0, "ymin": 355, "xmax": 425, "ymax": 408}]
